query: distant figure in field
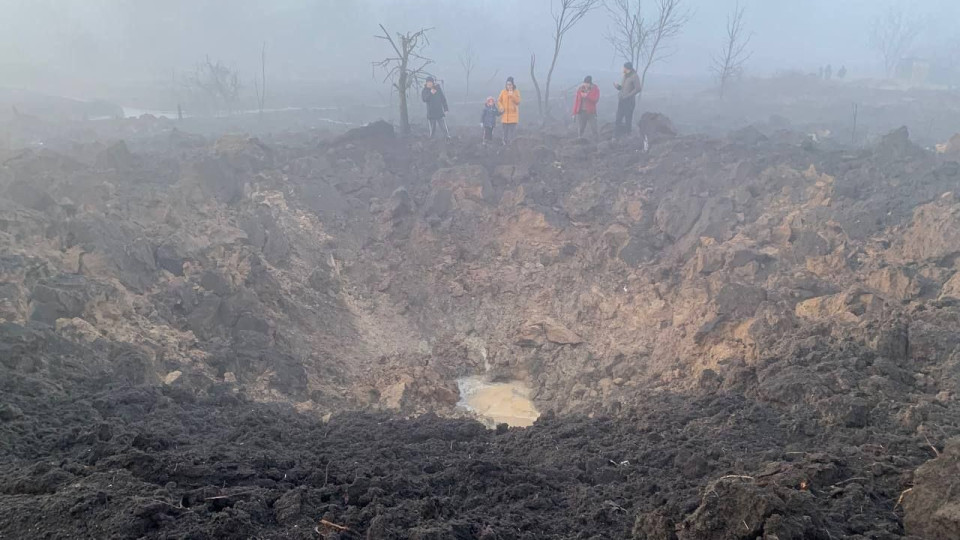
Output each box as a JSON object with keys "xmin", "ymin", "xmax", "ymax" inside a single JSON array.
[
  {"xmin": 481, "ymin": 96, "xmax": 501, "ymax": 145},
  {"xmin": 824, "ymin": 64, "xmax": 833, "ymax": 81},
  {"xmin": 837, "ymin": 65, "xmax": 847, "ymax": 79},
  {"xmin": 421, "ymin": 76, "xmax": 450, "ymax": 139},
  {"xmin": 614, "ymin": 62, "xmax": 641, "ymax": 137},
  {"xmin": 572, "ymin": 75, "xmax": 600, "ymax": 140},
  {"xmin": 498, "ymin": 76, "xmax": 521, "ymax": 144}
]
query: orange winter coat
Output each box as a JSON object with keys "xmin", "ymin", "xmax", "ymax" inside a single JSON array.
[{"xmin": 498, "ymin": 88, "xmax": 521, "ymax": 124}]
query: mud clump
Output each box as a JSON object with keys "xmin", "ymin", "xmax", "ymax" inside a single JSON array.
[
  {"xmin": 637, "ymin": 112, "xmax": 678, "ymax": 143},
  {"xmin": 902, "ymin": 438, "xmax": 960, "ymax": 539}
]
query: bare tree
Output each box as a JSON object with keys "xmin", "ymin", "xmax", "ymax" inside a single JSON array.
[
  {"xmin": 605, "ymin": 0, "xmax": 689, "ymax": 101},
  {"xmin": 870, "ymin": 4, "xmax": 921, "ymax": 77},
  {"xmin": 184, "ymin": 56, "xmax": 242, "ymax": 115},
  {"xmin": 606, "ymin": 0, "xmax": 646, "ymax": 70},
  {"xmin": 534, "ymin": 0, "xmax": 601, "ymax": 120},
  {"xmin": 373, "ymin": 25, "xmax": 434, "ymax": 135},
  {"xmin": 459, "ymin": 43, "xmax": 477, "ymax": 100},
  {"xmin": 711, "ymin": 2, "xmax": 751, "ymax": 99},
  {"xmin": 530, "ymin": 53, "xmax": 544, "ymax": 118},
  {"xmin": 253, "ymin": 42, "xmax": 267, "ymax": 118}
]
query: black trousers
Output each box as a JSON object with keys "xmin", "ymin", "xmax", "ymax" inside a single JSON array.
[
  {"xmin": 502, "ymin": 123, "xmax": 517, "ymax": 144},
  {"xmin": 615, "ymin": 96, "xmax": 636, "ymax": 136},
  {"xmin": 429, "ymin": 118, "xmax": 449, "ymax": 138},
  {"xmin": 577, "ymin": 112, "xmax": 599, "ymax": 139}
]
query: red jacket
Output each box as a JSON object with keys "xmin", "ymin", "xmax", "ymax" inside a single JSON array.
[{"xmin": 572, "ymin": 84, "xmax": 599, "ymax": 115}]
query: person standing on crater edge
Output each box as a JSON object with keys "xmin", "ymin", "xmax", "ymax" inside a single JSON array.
[
  {"xmin": 498, "ymin": 76, "xmax": 521, "ymax": 145},
  {"xmin": 614, "ymin": 62, "xmax": 641, "ymax": 137},
  {"xmin": 572, "ymin": 75, "xmax": 600, "ymax": 140},
  {"xmin": 422, "ymin": 76, "xmax": 450, "ymax": 139},
  {"xmin": 481, "ymin": 96, "xmax": 501, "ymax": 145}
]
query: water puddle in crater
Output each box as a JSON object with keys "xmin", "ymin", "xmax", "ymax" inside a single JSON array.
[{"xmin": 456, "ymin": 376, "xmax": 540, "ymax": 428}]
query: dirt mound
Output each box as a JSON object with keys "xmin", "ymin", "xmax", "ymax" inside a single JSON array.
[
  {"xmin": 637, "ymin": 112, "xmax": 678, "ymax": 142},
  {"xmin": 335, "ymin": 119, "xmax": 395, "ymax": 145},
  {"xmin": 902, "ymin": 438, "xmax": 960, "ymax": 539},
  {"xmin": 2, "ymin": 118, "xmax": 960, "ymax": 537}
]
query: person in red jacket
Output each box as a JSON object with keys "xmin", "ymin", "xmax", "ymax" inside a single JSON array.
[{"xmin": 572, "ymin": 75, "xmax": 600, "ymax": 140}]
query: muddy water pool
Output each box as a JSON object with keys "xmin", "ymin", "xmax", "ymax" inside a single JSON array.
[{"xmin": 456, "ymin": 376, "xmax": 540, "ymax": 427}]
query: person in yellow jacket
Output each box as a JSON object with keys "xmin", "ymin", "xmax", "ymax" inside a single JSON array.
[{"xmin": 497, "ymin": 76, "xmax": 521, "ymax": 144}]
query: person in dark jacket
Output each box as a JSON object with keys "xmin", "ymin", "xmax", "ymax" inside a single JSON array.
[
  {"xmin": 481, "ymin": 96, "xmax": 501, "ymax": 144},
  {"xmin": 422, "ymin": 76, "xmax": 450, "ymax": 139},
  {"xmin": 613, "ymin": 62, "xmax": 641, "ymax": 137},
  {"xmin": 572, "ymin": 75, "xmax": 600, "ymax": 140}
]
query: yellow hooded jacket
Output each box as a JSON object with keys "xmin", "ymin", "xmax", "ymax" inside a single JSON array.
[{"xmin": 497, "ymin": 88, "xmax": 521, "ymax": 124}]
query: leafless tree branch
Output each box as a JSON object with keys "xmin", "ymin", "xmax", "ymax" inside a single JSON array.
[
  {"xmin": 711, "ymin": 1, "xmax": 751, "ymax": 99},
  {"xmin": 459, "ymin": 43, "xmax": 477, "ymax": 100},
  {"xmin": 605, "ymin": 0, "xmax": 689, "ymax": 101},
  {"xmin": 372, "ymin": 25, "xmax": 434, "ymax": 134},
  {"xmin": 869, "ymin": 4, "xmax": 921, "ymax": 77},
  {"xmin": 604, "ymin": 0, "xmax": 647, "ymax": 69},
  {"xmin": 253, "ymin": 42, "xmax": 267, "ymax": 117},
  {"xmin": 530, "ymin": 53, "xmax": 543, "ymax": 118},
  {"xmin": 535, "ymin": 0, "xmax": 601, "ymax": 120},
  {"xmin": 183, "ymin": 56, "xmax": 242, "ymax": 115}
]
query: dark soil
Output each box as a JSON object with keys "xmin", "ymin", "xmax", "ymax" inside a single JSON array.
[
  {"xmin": 4, "ymin": 114, "xmax": 960, "ymax": 538},
  {"xmin": 0, "ymin": 324, "xmax": 941, "ymax": 540}
]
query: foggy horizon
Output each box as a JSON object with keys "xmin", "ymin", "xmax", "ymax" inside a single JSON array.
[{"xmin": 2, "ymin": 0, "xmax": 958, "ymax": 107}]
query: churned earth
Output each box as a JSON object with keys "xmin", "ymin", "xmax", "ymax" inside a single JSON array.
[
  {"xmin": 0, "ymin": 326, "xmax": 945, "ymax": 539},
  {"xmin": 3, "ymin": 113, "xmax": 960, "ymax": 538}
]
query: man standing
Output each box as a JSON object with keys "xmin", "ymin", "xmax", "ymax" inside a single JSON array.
[
  {"xmin": 422, "ymin": 76, "xmax": 450, "ymax": 139},
  {"xmin": 613, "ymin": 62, "xmax": 641, "ymax": 137},
  {"xmin": 572, "ymin": 75, "xmax": 600, "ymax": 140}
]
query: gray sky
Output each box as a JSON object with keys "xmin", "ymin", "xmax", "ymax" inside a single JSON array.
[{"xmin": 0, "ymin": 0, "xmax": 956, "ymax": 103}]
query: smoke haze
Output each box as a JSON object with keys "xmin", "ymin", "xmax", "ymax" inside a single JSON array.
[{"xmin": 2, "ymin": 0, "xmax": 957, "ymax": 106}]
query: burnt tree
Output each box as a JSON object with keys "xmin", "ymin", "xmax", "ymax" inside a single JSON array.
[
  {"xmin": 536, "ymin": 0, "xmax": 601, "ymax": 120},
  {"xmin": 374, "ymin": 25, "xmax": 433, "ymax": 135}
]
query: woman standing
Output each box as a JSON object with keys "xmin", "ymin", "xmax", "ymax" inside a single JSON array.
[{"xmin": 497, "ymin": 76, "xmax": 521, "ymax": 144}]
